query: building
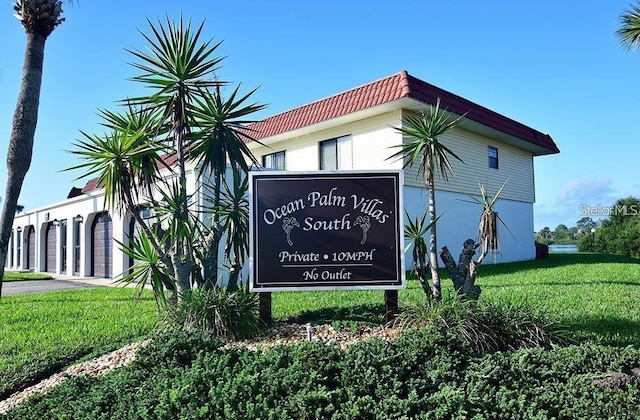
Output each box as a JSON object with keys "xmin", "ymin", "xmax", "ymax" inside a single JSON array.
[{"xmin": 6, "ymin": 70, "xmax": 558, "ymax": 278}]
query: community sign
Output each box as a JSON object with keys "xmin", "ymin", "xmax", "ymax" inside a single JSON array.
[{"xmin": 249, "ymin": 170, "xmax": 405, "ymax": 292}]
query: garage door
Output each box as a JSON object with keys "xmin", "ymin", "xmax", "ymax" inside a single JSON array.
[
  {"xmin": 27, "ymin": 226, "xmax": 35, "ymax": 270},
  {"xmin": 92, "ymin": 212, "xmax": 113, "ymax": 278},
  {"xmin": 45, "ymin": 222, "xmax": 56, "ymax": 273}
]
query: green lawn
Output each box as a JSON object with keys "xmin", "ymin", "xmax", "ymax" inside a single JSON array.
[
  {"xmin": 2, "ymin": 253, "xmax": 639, "ymax": 402},
  {"xmin": 0, "ymin": 287, "xmax": 158, "ymax": 399},
  {"xmin": 3, "ymin": 272, "xmax": 53, "ymax": 282},
  {"xmin": 274, "ymin": 253, "xmax": 640, "ymax": 346}
]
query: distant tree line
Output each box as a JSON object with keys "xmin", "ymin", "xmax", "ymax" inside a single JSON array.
[
  {"xmin": 535, "ymin": 217, "xmax": 599, "ymax": 246},
  {"xmin": 536, "ymin": 197, "xmax": 640, "ymax": 257}
]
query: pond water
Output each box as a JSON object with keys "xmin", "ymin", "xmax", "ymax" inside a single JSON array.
[{"xmin": 548, "ymin": 244, "xmax": 578, "ymax": 253}]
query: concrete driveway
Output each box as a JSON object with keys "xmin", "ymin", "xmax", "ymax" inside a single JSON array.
[{"xmin": 3, "ymin": 275, "xmax": 116, "ymax": 296}]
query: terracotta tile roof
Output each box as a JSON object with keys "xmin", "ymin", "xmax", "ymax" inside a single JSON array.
[
  {"xmin": 80, "ymin": 71, "xmax": 558, "ymax": 196},
  {"xmin": 80, "ymin": 151, "xmax": 178, "ymax": 194},
  {"xmin": 247, "ymin": 70, "xmax": 559, "ymax": 154},
  {"xmin": 81, "ymin": 178, "xmax": 100, "ymax": 193},
  {"xmin": 67, "ymin": 187, "xmax": 83, "ymax": 199}
]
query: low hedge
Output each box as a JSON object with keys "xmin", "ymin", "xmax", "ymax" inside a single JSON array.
[{"xmin": 5, "ymin": 328, "xmax": 640, "ymax": 419}]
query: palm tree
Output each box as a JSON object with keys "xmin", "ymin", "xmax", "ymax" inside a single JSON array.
[
  {"xmin": 389, "ymin": 98, "xmax": 465, "ymax": 300},
  {"xmin": 68, "ymin": 16, "xmax": 264, "ymax": 304},
  {"xmin": 124, "ymin": 15, "xmax": 224, "ymax": 297},
  {"xmin": 0, "ymin": 0, "xmax": 65, "ymax": 301},
  {"xmin": 617, "ymin": 2, "xmax": 640, "ymax": 49},
  {"xmin": 190, "ymin": 85, "xmax": 265, "ymax": 289}
]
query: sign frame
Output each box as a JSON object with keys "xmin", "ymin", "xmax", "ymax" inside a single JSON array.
[{"xmin": 249, "ymin": 170, "xmax": 405, "ymax": 292}]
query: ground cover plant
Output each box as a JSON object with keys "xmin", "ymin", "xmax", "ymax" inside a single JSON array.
[
  {"xmin": 0, "ymin": 287, "xmax": 156, "ymax": 399},
  {"xmin": 5, "ymin": 328, "xmax": 640, "ymax": 419}
]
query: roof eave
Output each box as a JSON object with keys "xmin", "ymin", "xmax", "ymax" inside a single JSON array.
[{"xmin": 398, "ymin": 97, "xmax": 559, "ymax": 156}]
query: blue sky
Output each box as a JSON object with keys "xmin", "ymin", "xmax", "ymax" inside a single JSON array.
[{"xmin": 1, "ymin": 0, "xmax": 639, "ymax": 231}]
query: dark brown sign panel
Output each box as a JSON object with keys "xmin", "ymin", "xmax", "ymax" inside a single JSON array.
[{"xmin": 249, "ymin": 171, "xmax": 405, "ymax": 291}]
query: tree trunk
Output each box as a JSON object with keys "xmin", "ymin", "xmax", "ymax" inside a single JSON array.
[
  {"xmin": 439, "ymin": 239, "xmax": 482, "ymax": 300},
  {"xmin": 427, "ymin": 176, "xmax": 441, "ymax": 300},
  {"xmin": 0, "ymin": 33, "xmax": 47, "ymax": 301},
  {"xmin": 172, "ymin": 251, "xmax": 192, "ymax": 302},
  {"xmin": 202, "ymin": 171, "xmax": 222, "ymax": 289}
]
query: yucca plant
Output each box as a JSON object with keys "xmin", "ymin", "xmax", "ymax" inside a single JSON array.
[
  {"xmin": 190, "ymin": 85, "xmax": 265, "ymax": 290},
  {"xmin": 440, "ymin": 179, "xmax": 512, "ymax": 300},
  {"xmin": 67, "ymin": 16, "xmax": 264, "ymax": 304},
  {"xmin": 464, "ymin": 178, "xmax": 513, "ymax": 264},
  {"xmin": 117, "ymin": 231, "xmax": 174, "ymax": 307},
  {"xmin": 404, "ymin": 211, "xmax": 440, "ymax": 298},
  {"xmin": 389, "ymin": 98, "xmax": 466, "ymax": 300}
]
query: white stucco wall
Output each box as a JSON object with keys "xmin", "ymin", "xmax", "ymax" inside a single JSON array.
[
  {"xmin": 249, "ymin": 110, "xmax": 404, "ymax": 172},
  {"xmin": 9, "ymin": 191, "xmax": 117, "ymax": 276},
  {"xmin": 403, "ymin": 186, "xmax": 535, "ymax": 264}
]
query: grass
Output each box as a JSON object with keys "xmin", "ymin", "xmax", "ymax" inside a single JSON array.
[
  {"xmin": 2, "ymin": 253, "xmax": 639, "ymax": 402},
  {"xmin": 274, "ymin": 253, "xmax": 640, "ymax": 346},
  {"xmin": 0, "ymin": 287, "xmax": 158, "ymax": 399},
  {"xmin": 3, "ymin": 272, "xmax": 53, "ymax": 282},
  {"xmin": 478, "ymin": 253, "xmax": 640, "ymax": 346}
]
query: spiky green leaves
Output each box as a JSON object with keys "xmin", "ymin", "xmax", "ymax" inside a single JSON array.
[
  {"xmin": 66, "ymin": 122, "xmax": 166, "ymax": 214},
  {"xmin": 389, "ymin": 98, "xmax": 465, "ymax": 183},
  {"xmin": 617, "ymin": 2, "xmax": 640, "ymax": 50},
  {"xmin": 118, "ymin": 232, "xmax": 171, "ymax": 308},
  {"xmin": 463, "ymin": 179, "xmax": 513, "ymax": 259},
  {"xmin": 404, "ymin": 211, "xmax": 440, "ymax": 270},
  {"xmin": 190, "ymin": 85, "xmax": 266, "ymax": 177},
  {"xmin": 126, "ymin": 14, "xmax": 224, "ymax": 137}
]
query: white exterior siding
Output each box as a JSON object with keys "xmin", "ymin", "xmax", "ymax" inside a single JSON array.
[
  {"xmin": 403, "ymin": 187, "xmax": 535, "ymax": 263},
  {"xmin": 250, "ymin": 110, "xmax": 404, "ymax": 172},
  {"xmin": 403, "ymin": 124, "xmax": 536, "ymax": 204},
  {"xmin": 7, "ymin": 72, "xmax": 551, "ymax": 278}
]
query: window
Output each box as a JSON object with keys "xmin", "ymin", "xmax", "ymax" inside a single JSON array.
[
  {"xmin": 73, "ymin": 218, "xmax": 82, "ymax": 274},
  {"xmin": 319, "ymin": 135, "xmax": 351, "ymax": 170},
  {"xmin": 16, "ymin": 229, "xmax": 22, "ymax": 268},
  {"xmin": 60, "ymin": 220, "xmax": 67, "ymax": 273},
  {"xmin": 488, "ymin": 146, "xmax": 499, "ymax": 169},
  {"xmin": 8, "ymin": 232, "xmax": 13, "ymax": 268},
  {"xmin": 262, "ymin": 151, "xmax": 285, "ymax": 170},
  {"xmin": 319, "ymin": 139, "xmax": 337, "ymax": 170}
]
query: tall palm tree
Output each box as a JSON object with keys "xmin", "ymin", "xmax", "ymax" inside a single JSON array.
[
  {"xmin": 190, "ymin": 85, "xmax": 265, "ymax": 288},
  {"xmin": 389, "ymin": 99, "xmax": 465, "ymax": 300},
  {"xmin": 125, "ymin": 15, "xmax": 224, "ymax": 297},
  {"xmin": 617, "ymin": 2, "xmax": 640, "ymax": 49},
  {"xmin": 0, "ymin": 0, "xmax": 65, "ymax": 300},
  {"xmin": 68, "ymin": 16, "xmax": 264, "ymax": 304}
]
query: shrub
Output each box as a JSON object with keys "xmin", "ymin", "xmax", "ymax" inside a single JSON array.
[
  {"xmin": 6, "ymin": 329, "xmax": 640, "ymax": 419},
  {"xmin": 162, "ymin": 287, "xmax": 263, "ymax": 339},
  {"xmin": 394, "ymin": 294, "xmax": 574, "ymax": 352}
]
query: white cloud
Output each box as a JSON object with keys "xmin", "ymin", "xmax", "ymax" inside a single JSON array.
[{"xmin": 534, "ymin": 178, "xmax": 616, "ymax": 230}]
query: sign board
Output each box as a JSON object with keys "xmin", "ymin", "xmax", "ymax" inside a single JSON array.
[{"xmin": 249, "ymin": 170, "xmax": 405, "ymax": 292}]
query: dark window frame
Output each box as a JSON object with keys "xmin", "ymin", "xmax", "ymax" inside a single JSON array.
[
  {"xmin": 319, "ymin": 138, "xmax": 338, "ymax": 170},
  {"xmin": 488, "ymin": 146, "xmax": 499, "ymax": 169},
  {"xmin": 262, "ymin": 150, "xmax": 286, "ymax": 170},
  {"xmin": 60, "ymin": 219, "xmax": 67, "ymax": 273}
]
